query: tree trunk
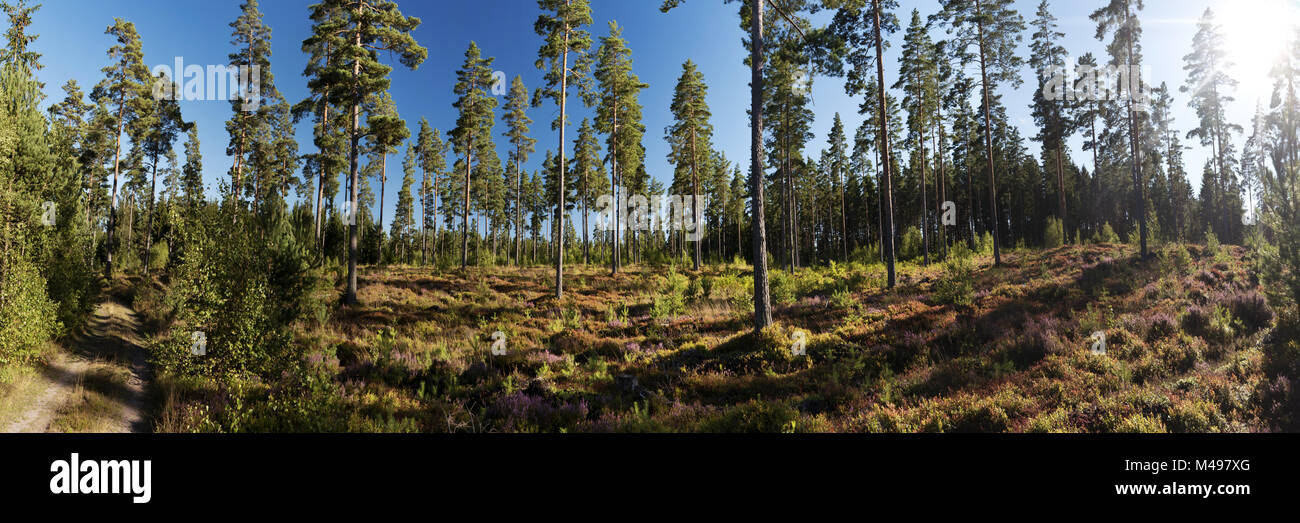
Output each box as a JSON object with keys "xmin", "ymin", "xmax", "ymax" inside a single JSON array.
[
  {"xmin": 515, "ymin": 152, "xmax": 523, "ymax": 265},
  {"xmin": 461, "ymin": 136, "xmax": 472, "ymax": 269},
  {"xmin": 611, "ymin": 106, "xmax": 620, "ymax": 275},
  {"xmin": 691, "ymin": 124, "xmax": 701, "ymax": 270},
  {"xmin": 345, "ymin": 25, "xmax": 361, "ymax": 306},
  {"xmin": 379, "ymin": 153, "xmax": 387, "ymax": 265},
  {"xmin": 1125, "ymin": 7, "xmax": 1148, "ymax": 257},
  {"xmin": 751, "ymin": 0, "xmax": 773, "ymax": 329},
  {"xmin": 143, "ymin": 154, "xmax": 159, "ymax": 275},
  {"xmin": 874, "ymin": 0, "xmax": 897, "ymax": 288},
  {"xmin": 106, "ymin": 90, "xmax": 125, "ymax": 280},
  {"xmin": 920, "ymin": 121, "xmax": 929, "ymax": 266},
  {"xmin": 975, "ymin": 0, "xmax": 1002, "ymax": 266},
  {"xmin": 556, "ymin": 23, "xmax": 569, "ymax": 298}
]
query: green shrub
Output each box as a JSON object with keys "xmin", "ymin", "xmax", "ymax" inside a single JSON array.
[
  {"xmin": 1165, "ymin": 400, "xmax": 1227, "ymax": 433},
  {"xmin": 1160, "ymin": 242, "xmax": 1193, "ymax": 276},
  {"xmin": 0, "ymin": 255, "xmax": 60, "ymax": 365},
  {"xmin": 148, "ymin": 239, "xmax": 169, "ymax": 272},
  {"xmin": 1092, "ymin": 222, "xmax": 1120, "ymax": 244},
  {"xmin": 699, "ymin": 400, "xmax": 800, "ymax": 433},
  {"xmin": 1116, "ymin": 414, "xmax": 1168, "ymax": 433},
  {"xmin": 934, "ymin": 244, "xmax": 975, "ymax": 307},
  {"xmin": 1044, "ymin": 217, "xmax": 1064, "ymax": 248},
  {"xmin": 1204, "ymin": 230, "xmax": 1221, "ymax": 259},
  {"xmin": 769, "ymin": 270, "xmax": 796, "ymax": 306},
  {"xmin": 155, "ymin": 207, "xmax": 318, "ymax": 381},
  {"xmin": 975, "ymin": 231, "xmax": 995, "ymax": 256},
  {"xmin": 899, "ymin": 226, "xmax": 923, "ymax": 261},
  {"xmin": 652, "ymin": 268, "xmax": 689, "ymax": 320}
]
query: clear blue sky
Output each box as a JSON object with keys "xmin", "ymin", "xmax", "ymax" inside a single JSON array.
[{"xmin": 22, "ymin": 0, "xmax": 1295, "ymax": 222}]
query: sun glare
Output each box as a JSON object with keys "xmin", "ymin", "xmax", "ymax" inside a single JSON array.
[{"xmin": 1217, "ymin": 0, "xmax": 1298, "ymax": 99}]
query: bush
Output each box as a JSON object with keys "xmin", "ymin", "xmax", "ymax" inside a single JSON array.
[
  {"xmin": 699, "ymin": 400, "xmax": 800, "ymax": 433},
  {"xmin": 1181, "ymin": 305, "xmax": 1235, "ymax": 344},
  {"xmin": 1003, "ymin": 316, "xmax": 1067, "ymax": 368},
  {"xmin": 933, "ymin": 245, "xmax": 975, "ymax": 307},
  {"xmin": 652, "ymin": 268, "xmax": 689, "ymax": 320},
  {"xmin": 1116, "ymin": 414, "xmax": 1168, "ymax": 433},
  {"xmin": 1204, "ymin": 231, "xmax": 1221, "ymax": 259},
  {"xmin": 1165, "ymin": 400, "xmax": 1227, "ymax": 433},
  {"xmin": 1222, "ymin": 290, "xmax": 1274, "ymax": 334},
  {"xmin": 899, "ymin": 226, "xmax": 924, "ymax": 261},
  {"xmin": 975, "ymin": 232, "xmax": 995, "ymax": 256},
  {"xmin": 155, "ymin": 207, "xmax": 317, "ymax": 381},
  {"xmin": 1160, "ymin": 243, "xmax": 1194, "ymax": 277},
  {"xmin": 1092, "ymin": 222, "xmax": 1120, "ymax": 244},
  {"xmin": 148, "ymin": 239, "xmax": 169, "ymax": 272},
  {"xmin": 1044, "ymin": 217, "xmax": 1064, "ymax": 248},
  {"xmin": 0, "ymin": 255, "xmax": 60, "ymax": 364},
  {"xmin": 769, "ymin": 270, "xmax": 796, "ymax": 306}
]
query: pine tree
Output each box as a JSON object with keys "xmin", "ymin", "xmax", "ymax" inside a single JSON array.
[
  {"xmin": 450, "ymin": 42, "xmax": 496, "ymax": 269},
  {"xmin": 91, "ymin": 19, "xmax": 152, "ymax": 280},
  {"xmin": 589, "ymin": 21, "xmax": 647, "ymax": 272},
  {"xmin": 1074, "ymin": 52, "xmax": 1103, "ymax": 236},
  {"xmin": 765, "ymin": 49, "xmax": 813, "ymax": 271},
  {"xmin": 0, "ymin": 0, "xmax": 40, "ymax": 76},
  {"xmin": 392, "ymin": 143, "xmax": 417, "ymax": 263},
  {"xmin": 936, "ymin": 0, "xmax": 1026, "ymax": 266},
  {"xmin": 364, "ymin": 91, "xmax": 408, "ymax": 261},
  {"xmin": 825, "ymin": 113, "xmax": 849, "ymax": 261},
  {"xmin": 528, "ymin": 170, "xmax": 545, "ymax": 264},
  {"xmin": 302, "ymin": 0, "xmax": 426, "ymax": 305},
  {"xmin": 225, "ymin": 0, "xmax": 279, "ymax": 217},
  {"xmin": 502, "ymin": 75, "xmax": 536, "ymax": 266},
  {"xmin": 1092, "ymin": 0, "xmax": 1149, "ymax": 256},
  {"xmin": 571, "ymin": 118, "xmax": 601, "ymax": 264},
  {"xmin": 415, "ymin": 119, "xmax": 445, "ymax": 265},
  {"xmin": 139, "ymin": 72, "xmax": 184, "ymax": 275},
  {"xmin": 294, "ymin": 1, "xmax": 346, "ymax": 246},
  {"xmin": 896, "ymin": 10, "xmax": 938, "ymax": 265},
  {"xmin": 535, "ymin": 0, "xmax": 593, "ymax": 298},
  {"xmin": 1029, "ymin": 0, "xmax": 1072, "ymax": 239},
  {"xmin": 180, "ymin": 125, "xmax": 203, "ymax": 212},
  {"xmin": 666, "ymin": 59, "xmax": 712, "ymax": 270},
  {"xmin": 1181, "ymin": 7, "xmax": 1243, "ymax": 243},
  {"xmin": 833, "ymin": 0, "xmax": 901, "ymax": 286}
]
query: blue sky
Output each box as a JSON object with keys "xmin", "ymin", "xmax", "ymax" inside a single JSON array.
[{"xmin": 22, "ymin": 0, "xmax": 1298, "ymax": 222}]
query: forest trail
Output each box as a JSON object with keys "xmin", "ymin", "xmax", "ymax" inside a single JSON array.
[{"xmin": 3, "ymin": 299, "xmax": 150, "ymax": 433}]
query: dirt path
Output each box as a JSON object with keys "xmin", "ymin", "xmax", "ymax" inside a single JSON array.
[{"xmin": 3, "ymin": 300, "xmax": 150, "ymax": 433}]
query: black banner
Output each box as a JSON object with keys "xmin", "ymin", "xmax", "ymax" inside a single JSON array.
[{"xmin": 0, "ymin": 434, "xmax": 1289, "ymax": 514}]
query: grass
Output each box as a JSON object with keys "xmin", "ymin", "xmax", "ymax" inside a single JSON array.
[
  {"xmin": 0, "ymin": 355, "xmax": 50, "ymax": 429},
  {"xmin": 145, "ymin": 242, "xmax": 1280, "ymax": 433},
  {"xmin": 46, "ymin": 364, "xmax": 132, "ymax": 433}
]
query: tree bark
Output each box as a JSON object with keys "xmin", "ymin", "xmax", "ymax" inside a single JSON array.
[
  {"xmin": 751, "ymin": 0, "xmax": 773, "ymax": 329},
  {"xmin": 975, "ymin": 0, "xmax": 1002, "ymax": 266},
  {"xmin": 874, "ymin": 0, "xmax": 897, "ymax": 288}
]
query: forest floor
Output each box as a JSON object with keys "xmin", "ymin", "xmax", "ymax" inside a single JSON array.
[
  {"xmin": 153, "ymin": 241, "xmax": 1284, "ymax": 432},
  {"xmin": 0, "ymin": 292, "xmax": 150, "ymax": 433}
]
